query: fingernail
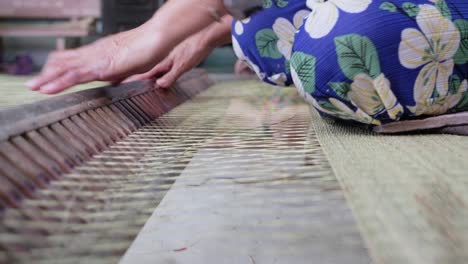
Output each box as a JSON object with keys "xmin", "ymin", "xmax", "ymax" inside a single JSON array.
[
  {"xmin": 26, "ymin": 79, "xmax": 38, "ymax": 89},
  {"xmin": 40, "ymin": 83, "xmax": 58, "ymax": 94},
  {"xmin": 156, "ymin": 79, "xmax": 167, "ymax": 88}
]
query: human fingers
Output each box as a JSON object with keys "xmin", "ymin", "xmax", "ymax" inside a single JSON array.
[
  {"xmin": 26, "ymin": 51, "xmax": 79, "ymax": 91},
  {"xmin": 27, "ymin": 66, "xmax": 66, "ymax": 91},
  {"xmin": 123, "ymin": 58, "xmax": 173, "ymax": 83},
  {"xmin": 38, "ymin": 69, "xmax": 97, "ymax": 94},
  {"xmin": 156, "ymin": 46, "xmax": 208, "ymax": 88},
  {"xmin": 155, "ymin": 63, "xmax": 185, "ymax": 89}
]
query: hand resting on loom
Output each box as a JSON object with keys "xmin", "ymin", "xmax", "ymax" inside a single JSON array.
[
  {"xmin": 122, "ymin": 16, "xmax": 233, "ymax": 88},
  {"xmin": 26, "ymin": 0, "xmax": 228, "ymax": 94}
]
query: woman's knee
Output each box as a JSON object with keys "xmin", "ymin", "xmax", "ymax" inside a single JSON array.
[
  {"xmin": 232, "ymin": 0, "xmax": 310, "ymax": 86},
  {"xmin": 291, "ymin": 0, "xmax": 468, "ymax": 125}
]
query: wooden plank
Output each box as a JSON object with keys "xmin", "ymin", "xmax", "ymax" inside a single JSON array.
[
  {"xmin": 0, "ymin": 142, "xmax": 50, "ymax": 187},
  {"xmin": 374, "ymin": 112, "xmax": 468, "ymax": 134},
  {"xmin": 96, "ymin": 107, "xmax": 132, "ymax": 136},
  {"xmin": 26, "ymin": 130, "xmax": 74, "ymax": 172},
  {"xmin": 0, "ymin": 80, "xmax": 154, "ymax": 142},
  {"xmin": 0, "ymin": 154, "xmax": 37, "ymax": 199},
  {"xmin": 0, "ymin": 69, "xmax": 213, "ymax": 208},
  {"xmin": 50, "ymin": 122, "xmax": 93, "ymax": 159},
  {"xmin": 0, "ymin": 0, "xmax": 101, "ymax": 19},
  {"xmin": 0, "ymin": 23, "xmax": 91, "ymax": 38},
  {"xmin": 60, "ymin": 118, "xmax": 102, "ymax": 154},
  {"xmin": 11, "ymin": 136, "xmax": 62, "ymax": 181}
]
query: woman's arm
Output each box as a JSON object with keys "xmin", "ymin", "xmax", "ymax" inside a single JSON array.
[
  {"xmin": 27, "ymin": 0, "xmax": 227, "ymax": 94},
  {"xmin": 199, "ymin": 14, "xmax": 233, "ymax": 48},
  {"xmin": 124, "ymin": 15, "xmax": 233, "ymax": 88}
]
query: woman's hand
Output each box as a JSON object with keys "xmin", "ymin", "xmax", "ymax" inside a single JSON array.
[
  {"xmin": 123, "ymin": 37, "xmax": 214, "ymax": 88},
  {"xmin": 27, "ymin": 29, "xmax": 162, "ymax": 94},
  {"xmin": 124, "ymin": 15, "xmax": 234, "ymax": 88},
  {"xmin": 27, "ymin": 0, "xmax": 228, "ymax": 94}
]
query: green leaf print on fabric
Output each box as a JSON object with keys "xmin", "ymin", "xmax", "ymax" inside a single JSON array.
[
  {"xmin": 449, "ymin": 75, "xmax": 462, "ymax": 95},
  {"xmin": 334, "ymin": 34, "xmax": 381, "ymax": 80},
  {"xmin": 402, "ymin": 2, "xmax": 420, "ymax": 17},
  {"xmin": 328, "ymin": 82, "xmax": 351, "ymax": 99},
  {"xmin": 263, "ymin": 0, "xmax": 273, "ymax": 8},
  {"xmin": 276, "ymin": 0, "xmax": 289, "ymax": 8},
  {"xmin": 454, "ymin": 19, "xmax": 468, "ymax": 65},
  {"xmin": 453, "ymin": 92, "xmax": 468, "ymax": 112},
  {"xmin": 285, "ymin": 60, "xmax": 291, "ymax": 74},
  {"xmin": 290, "ymin": 52, "xmax": 316, "ymax": 94},
  {"xmin": 380, "ymin": 2, "xmax": 397, "ymax": 13},
  {"xmin": 255, "ymin": 29, "xmax": 282, "ymax": 59},
  {"xmin": 318, "ymin": 101, "xmax": 339, "ymax": 112},
  {"xmin": 435, "ymin": 0, "xmax": 452, "ymax": 20}
]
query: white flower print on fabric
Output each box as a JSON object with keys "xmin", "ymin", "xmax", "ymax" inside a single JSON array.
[
  {"xmin": 312, "ymin": 97, "xmax": 381, "ymax": 125},
  {"xmin": 234, "ymin": 17, "xmax": 251, "ymax": 35},
  {"xmin": 272, "ymin": 10, "xmax": 311, "ymax": 59},
  {"xmin": 268, "ymin": 73, "xmax": 289, "ymax": 86},
  {"xmin": 349, "ymin": 73, "xmax": 404, "ymax": 120},
  {"xmin": 291, "ymin": 64, "xmax": 380, "ymax": 125},
  {"xmin": 399, "ymin": 4, "xmax": 461, "ymax": 116},
  {"xmin": 409, "ymin": 80, "xmax": 468, "ymax": 115},
  {"xmin": 305, "ymin": 0, "xmax": 372, "ymax": 39}
]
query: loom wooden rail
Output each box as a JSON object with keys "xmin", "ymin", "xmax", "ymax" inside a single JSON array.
[
  {"xmin": 0, "ymin": 69, "xmax": 214, "ymax": 211},
  {"xmin": 374, "ymin": 112, "xmax": 468, "ymax": 135}
]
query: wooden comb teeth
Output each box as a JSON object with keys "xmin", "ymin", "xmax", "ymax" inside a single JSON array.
[{"xmin": 0, "ymin": 69, "xmax": 214, "ymax": 209}]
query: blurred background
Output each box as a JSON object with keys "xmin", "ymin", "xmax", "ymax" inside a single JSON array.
[{"xmin": 0, "ymin": 0, "xmax": 237, "ymax": 75}]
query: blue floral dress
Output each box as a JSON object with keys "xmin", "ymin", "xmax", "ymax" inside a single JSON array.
[{"xmin": 232, "ymin": 0, "xmax": 468, "ymax": 125}]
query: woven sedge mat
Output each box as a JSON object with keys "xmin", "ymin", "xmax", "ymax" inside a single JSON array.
[
  {"xmin": 0, "ymin": 74, "xmax": 106, "ymax": 110},
  {"xmin": 0, "ymin": 81, "xmax": 223, "ymax": 264},
  {"xmin": 0, "ymin": 80, "xmax": 371, "ymax": 263},
  {"xmin": 121, "ymin": 81, "xmax": 370, "ymax": 264},
  {"xmin": 310, "ymin": 110, "xmax": 468, "ymax": 264}
]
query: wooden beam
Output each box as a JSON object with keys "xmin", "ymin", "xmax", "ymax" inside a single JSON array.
[
  {"xmin": 0, "ymin": 69, "xmax": 214, "ymax": 142},
  {"xmin": 374, "ymin": 112, "xmax": 468, "ymax": 134},
  {"xmin": 0, "ymin": 19, "xmax": 94, "ymax": 38},
  {"xmin": 0, "ymin": 0, "xmax": 101, "ymax": 19}
]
